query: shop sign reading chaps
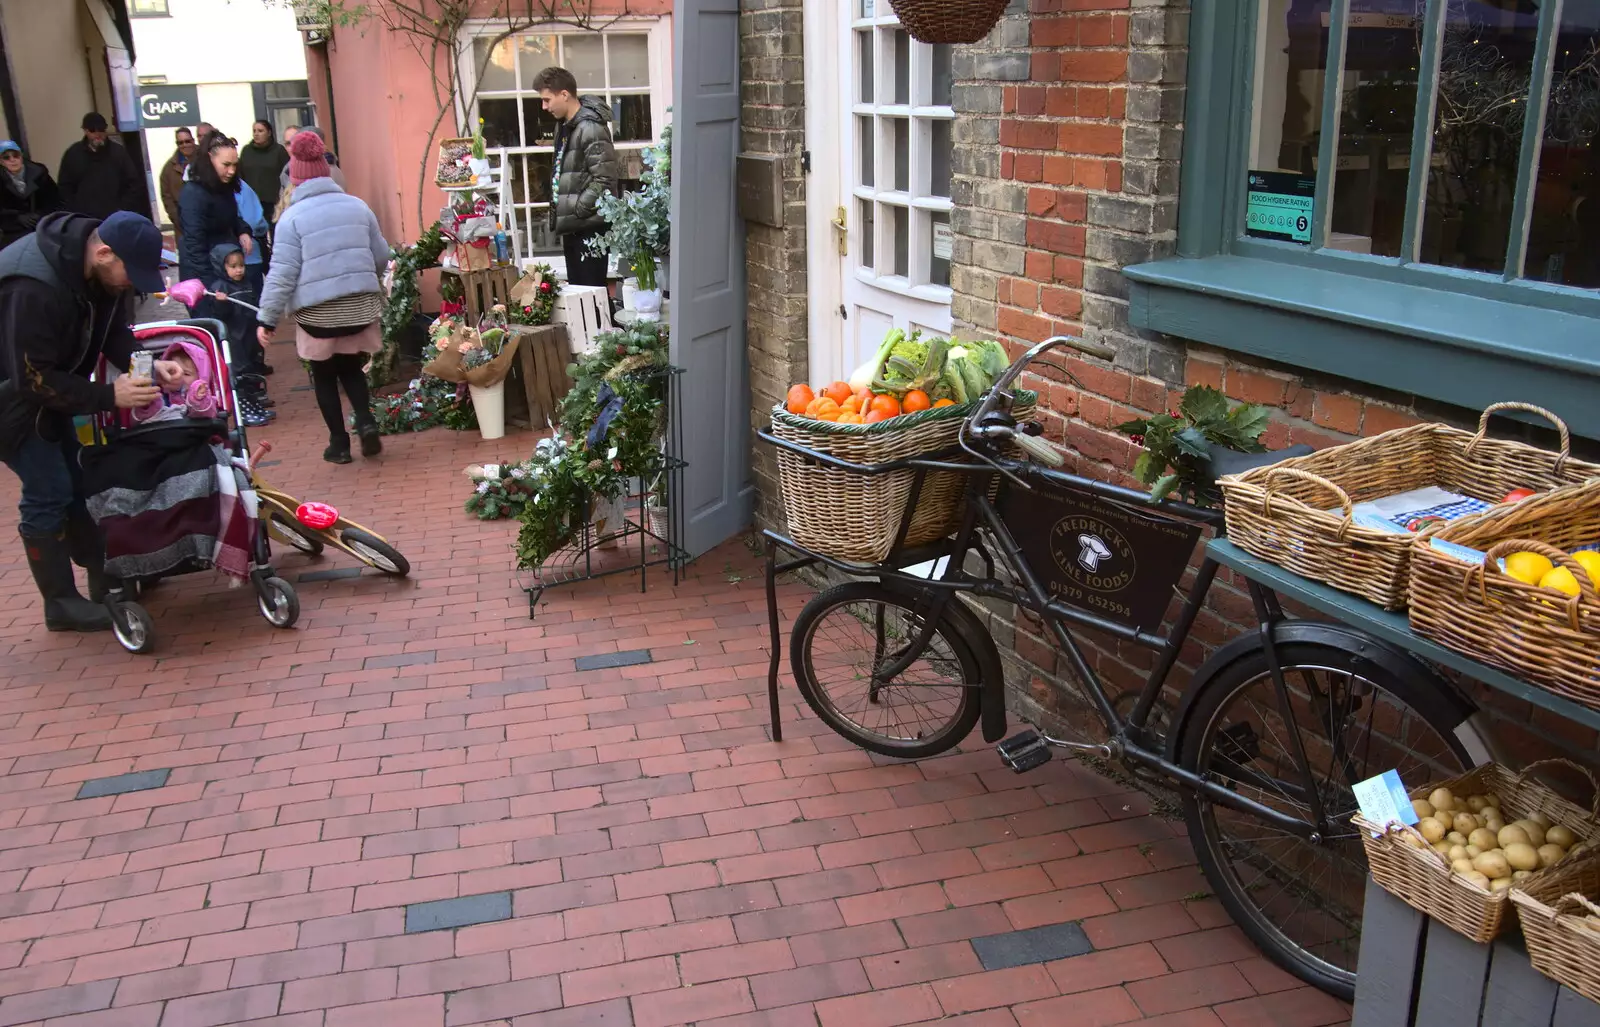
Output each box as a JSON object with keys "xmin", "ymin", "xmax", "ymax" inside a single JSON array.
[{"xmin": 139, "ymin": 85, "xmax": 201, "ymax": 130}]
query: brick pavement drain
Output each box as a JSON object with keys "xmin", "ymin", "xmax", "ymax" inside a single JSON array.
[
  {"xmin": 75, "ymin": 767, "xmax": 171, "ymax": 800},
  {"xmin": 971, "ymin": 921, "xmax": 1094, "ymax": 970},
  {"xmin": 404, "ymin": 891, "xmax": 513, "ymax": 933},
  {"xmin": 574, "ymin": 649, "xmax": 654, "ymax": 671},
  {"xmin": 297, "ymin": 567, "xmax": 365, "ymax": 583}
]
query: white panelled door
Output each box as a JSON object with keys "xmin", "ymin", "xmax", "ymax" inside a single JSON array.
[{"xmin": 805, "ymin": 1, "xmax": 955, "ymax": 386}]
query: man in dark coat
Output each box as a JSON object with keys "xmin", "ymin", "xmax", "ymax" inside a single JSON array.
[
  {"xmin": 0, "ymin": 211, "xmax": 176, "ymax": 631},
  {"xmin": 0, "ymin": 141, "xmax": 61, "ymax": 249},
  {"xmin": 57, "ymin": 113, "xmax": 148, "ymax": 221},
  {"xmin": 532, "ymin": 66, "xmax": 619, "ymax": 287},
  {"xmin": 159, "ymin": 127, "xmax": 197, "ymax": 239}
]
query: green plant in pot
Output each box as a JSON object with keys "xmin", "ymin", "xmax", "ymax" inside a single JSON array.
[
  {"xmin": 590, "ymin": 124, "xmax": 671, "ymax": 315},
  {"xmin": 1115, "ymin": 385, "xmax": 1271, "ymax": 506}
]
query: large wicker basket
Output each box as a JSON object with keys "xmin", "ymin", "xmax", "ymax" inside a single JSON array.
[
  {"xmin": 887, "ymin": 0, "xmax": 1010, "ymax": 43},
  {"xmin": 1352, "ymin": 760, "xmax": 1600, "ymax": 943},
  {"xmin": 1410, "ymin": 480, "xmax": 1600, "ymax": 710},
  {"xmin": 1511, "ymin": 850, "xmax": 1600, "ymax": 1003},
  {"xmin": 771, "ymin": 393, "xmax": 1034, "ymax": 564},
  {"xmin": 1220, "ymin": 403, "xmax": 1599, "ymax": 610}
]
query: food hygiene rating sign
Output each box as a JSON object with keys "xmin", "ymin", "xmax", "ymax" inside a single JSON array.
[{"xmin": 1246, "ymin": 170, "xmax": 1314, "ymax": 244}]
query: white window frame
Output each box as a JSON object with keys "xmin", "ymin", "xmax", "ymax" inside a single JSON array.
[
  {"xmin": 850, "ymin": 9, "xmax": 955, "ymax": 298},
  {"xmin": 457, "ymin": 18, "xmax": 673, "ymax": 263}
]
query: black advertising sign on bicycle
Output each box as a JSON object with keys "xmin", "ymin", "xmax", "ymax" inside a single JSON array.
[{"xmin": 998, "ymin": 480, "xmax": 1202, "ymax": 633}]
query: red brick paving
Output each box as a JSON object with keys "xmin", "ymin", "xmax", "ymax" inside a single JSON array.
[{"xmin": 0, "ymin": 363, "xmax": 1353, "ymax": 1025}]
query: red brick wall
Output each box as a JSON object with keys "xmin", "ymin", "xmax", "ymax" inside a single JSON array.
[{"xmin": 948, "ymin": 1, "xmax": 1599, "ymax": 779}]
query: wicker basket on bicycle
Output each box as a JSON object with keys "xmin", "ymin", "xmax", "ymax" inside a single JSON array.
[
  {"xmin": 1219, "ymin": 403, "xmax": 1600, "ymax": 610},
  {"xmin": 770, "ymin": 392, "xmax": 1035, "ymax": 563},
  {"xmin": 1511, "ymin": 848, "xmax": 1600, "ymax": 1003},
  {"xmin": 1409, "ymin": 479, "xmax": 1600, "ymax": 710},
  {"xmin": 1352, "ymin": 759, "xmax": 1600, "ymax": 943}
]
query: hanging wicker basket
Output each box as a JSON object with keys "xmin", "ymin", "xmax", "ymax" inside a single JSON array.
[{"xmin": 888, "ymin": 0, "xmax": 1010, "ymax": 44}]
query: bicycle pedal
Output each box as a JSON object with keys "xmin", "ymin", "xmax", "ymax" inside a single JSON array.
[{"xmin": 997, "ymin": 730, "xmax": 1052, "ymax": 773}]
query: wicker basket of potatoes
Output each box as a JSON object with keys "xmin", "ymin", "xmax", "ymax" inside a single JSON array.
[{"xmin": 1352, "ymin": 759, "xmax": 1598, "ymax": 942}]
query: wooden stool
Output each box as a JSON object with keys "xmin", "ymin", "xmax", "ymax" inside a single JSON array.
[
  {"xmin": 441, "ymin": 266, "xmax": 518, "ymax": 323},
  {"xmin": 505, "ymin": 324, "xmax": 575, "ymax": 429}
]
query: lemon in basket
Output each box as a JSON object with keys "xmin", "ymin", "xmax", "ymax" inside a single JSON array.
[
  {"xmin": 1539, "ymin": 566, "xmax": 1583, "ymax": 597},
  {"xmin": 1505, "ymin": 551, "xmax": 1554, "ymax": 585},
  {"xmin": 1572, "ymin": 550, "xmax": 1600, "ymax": 589}
]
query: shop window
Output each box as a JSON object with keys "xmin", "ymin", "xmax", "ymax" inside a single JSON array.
[
  {"xmin": 1127, "ymin": 0, "xmax": 1600, "ymax": 441},
  {"xmin": 1245, "ymin": 0, "xmax": 1600, "ymax": 285},
  {"xmin": 467, "ymin": 26, "xmax": 663, "ymax": 258}
]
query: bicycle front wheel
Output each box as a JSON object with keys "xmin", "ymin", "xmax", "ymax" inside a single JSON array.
[
  {"xmin": 1174, "ymin": 638, "xmax": 1487, "ymax": 1000},
  {"xmin": 791, "ymin": 581, "xmax": 984, "ymax": 758}
]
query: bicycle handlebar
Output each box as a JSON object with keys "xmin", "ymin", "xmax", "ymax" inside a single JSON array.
[{"xmin": 960, "ymin": 335, "xmax": 1114, "ymax": 487}]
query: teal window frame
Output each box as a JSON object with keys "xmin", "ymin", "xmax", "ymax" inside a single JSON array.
[{"xmin": 1126, "ymin": 0, "xmax": 1600, "ymax": 440}]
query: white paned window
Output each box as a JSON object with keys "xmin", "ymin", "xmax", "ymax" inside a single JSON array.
[
  {"xmin": 851, "ymin": 11, "xmax": 955, "ymax": 290},
  {"xmin": 463, "ymin": 21, "xmax": 670, "ymax": 260}
]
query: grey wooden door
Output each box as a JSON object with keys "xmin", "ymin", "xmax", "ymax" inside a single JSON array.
[{"xmin": 670, "ymin": 0, "xmax": 753, "ymax": 559}]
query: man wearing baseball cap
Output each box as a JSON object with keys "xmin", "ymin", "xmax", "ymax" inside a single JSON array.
[
  {"xmin": 0, "ymin": 210, "xmax": 179, "ymax": 631},
  {"xmin": 58, "ymin": 112, "xmax": 148, "ymax": 221}
]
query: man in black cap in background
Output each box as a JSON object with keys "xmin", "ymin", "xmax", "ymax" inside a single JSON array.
[
  {"xmin": 0, "ymin": 210, "xmax": 174, "ymax": 631},
  {"xmin": 58, "ymin": 113, "xmax": 148, "ymax": 221}
]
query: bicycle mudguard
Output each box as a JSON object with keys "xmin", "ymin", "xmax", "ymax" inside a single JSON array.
[
  {"xmin": 1161, "ymin": 619, "xmax": 1478, "ymax": 764},
  {"xmin": 881, "ymin": 581, "xmax": 1009, "ymax": 743}
]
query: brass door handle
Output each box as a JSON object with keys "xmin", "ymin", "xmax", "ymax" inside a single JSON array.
[{"xmin": 831, "ymin": 206, "xmax": 847, "ymax": 255}]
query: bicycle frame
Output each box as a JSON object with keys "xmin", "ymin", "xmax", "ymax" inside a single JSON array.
[{"xmin": 758, "ymin": 339, "xmax": 1330, "ymax": 841}]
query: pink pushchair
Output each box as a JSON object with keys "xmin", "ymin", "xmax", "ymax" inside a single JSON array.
[{"xmin": 84, "ymin": 317, "xmax": 299, "ymax": 654}]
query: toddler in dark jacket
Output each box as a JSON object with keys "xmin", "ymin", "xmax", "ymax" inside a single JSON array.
[{"xmin": 209, "ymin": 243, "xmax": 273, "ymax": 426}]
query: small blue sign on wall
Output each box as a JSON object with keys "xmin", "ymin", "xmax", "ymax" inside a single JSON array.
[{"xmin": 1246, "ymin": 170, "xmax": 1314, "ymax": 244}]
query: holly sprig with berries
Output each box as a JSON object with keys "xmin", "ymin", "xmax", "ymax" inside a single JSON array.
[{"xmin": 1115, "ymin": 385, "xmax": 1272, "ymax": 505}]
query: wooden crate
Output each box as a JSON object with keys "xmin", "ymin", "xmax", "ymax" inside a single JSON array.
[
  {"xmin": 1351, "ymin": 878, "xmax": 1600, "ymax": 1026},
  {"xmin": 504, "ymin": 324, "xmax": 573, "ymax": 429}
]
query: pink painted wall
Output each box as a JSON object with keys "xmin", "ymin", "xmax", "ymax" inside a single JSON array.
[{"xmin": 305, "ymin": 0, "xmax": 675, "ymax": 249}]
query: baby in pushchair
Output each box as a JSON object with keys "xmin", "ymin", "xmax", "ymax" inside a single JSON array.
[
  {"xmin": 83, "ymin": 324, "xmax": 274, "ymax": 598},
  {"xmin": 130, "ymin": 339, "xmax": 217, "ymax": 424}
]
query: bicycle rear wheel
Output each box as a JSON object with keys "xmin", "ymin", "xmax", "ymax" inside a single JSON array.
[
  {"xmin": 791, "ymin": 581, "xmax": 984, "ymax": 758},
  {"xmin": 1174, "ymin": 637, "xmax": 1488, "ymax": 1000}
]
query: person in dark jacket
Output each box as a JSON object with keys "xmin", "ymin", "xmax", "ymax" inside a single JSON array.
[
  {"xmin": 238, "ymin": 120, "xmax": 289, "ymax": 224},
  {"xmin": 57, "ymin": 113, "xmax": 147, "ymax": 221},
  {"xmin": 532, "ymin": 66, "xmax": 619, "ymax": 287},
  {"xmin": 0, "ymin": 211, "xmax": 176, "ymax": 631},
  {"xmin": 0, "ymin": 141, "xmax": 61, "ymax": 250},
  {"xmin": 178, "ymin": 133, "xmax": 252, "ymax": 318}
]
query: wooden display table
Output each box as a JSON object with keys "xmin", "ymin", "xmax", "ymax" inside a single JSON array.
[
  {"xmin": 504, "ymin": 324, "xmax": 573, "ymax": 429},
  {"xmin": 1353, "ymin": 879, "xmax": 1599, "ymax": 1026},
  {"xmin": 440, "ymin": 265, "xmax": 518, "ymax": 323}
]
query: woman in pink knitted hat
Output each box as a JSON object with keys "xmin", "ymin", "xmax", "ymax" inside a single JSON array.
[{"xmin": 256, "ymin": 130, "xmax": 392, "ymax": 464}]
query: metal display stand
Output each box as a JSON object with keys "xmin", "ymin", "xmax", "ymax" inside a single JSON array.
[{"xmin": 521, "ymin": 365, "xmax": 688, "ymax": 618}]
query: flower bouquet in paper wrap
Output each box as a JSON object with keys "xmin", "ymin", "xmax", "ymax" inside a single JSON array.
[{"xmin": 423, "ymin": 321, "xmax": 522, "ymax": 390}]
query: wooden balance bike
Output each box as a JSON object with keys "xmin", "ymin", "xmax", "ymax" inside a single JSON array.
[{"xmin": 250, "ymin": 442, "xmax": 411, "ymax": 577}]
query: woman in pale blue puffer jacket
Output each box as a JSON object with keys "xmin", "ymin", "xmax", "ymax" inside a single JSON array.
[{"xmin": 256, "ymin": 130, "xmax": 390, "ymax": 464}]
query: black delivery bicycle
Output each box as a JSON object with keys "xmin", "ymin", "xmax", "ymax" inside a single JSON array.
[{"xmin": 759, "ymin": 336, "xmax": 1495, "ymax": 1001}]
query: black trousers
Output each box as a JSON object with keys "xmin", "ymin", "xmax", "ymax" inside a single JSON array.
[
  {"xmin": 562, "ymin": 230, "xmax": 609, "ymax": 288},
  {"xmin": 309, "ymin": 353, "xmax": 373, "ymax": 439}
]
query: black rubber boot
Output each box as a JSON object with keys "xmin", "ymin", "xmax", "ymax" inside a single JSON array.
[
  {"xmin": 63, "ymin": 512, "xmax": 117, "ymax": 602},
  {"xmin": 324, "ymin": 433, "xmax": 353, "ymax": 465},
  {"xmin": 21, "ymin": 532, "xmax": 112, "ymax": 632},
  {"xmin": 356, "ymin": 421, "xmax": 382, "ymax": 458}
]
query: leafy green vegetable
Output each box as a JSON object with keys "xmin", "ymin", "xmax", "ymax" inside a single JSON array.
[{"xmin": 1116, "ymin": 385, "xmax": 1272, "ymax": 505}]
